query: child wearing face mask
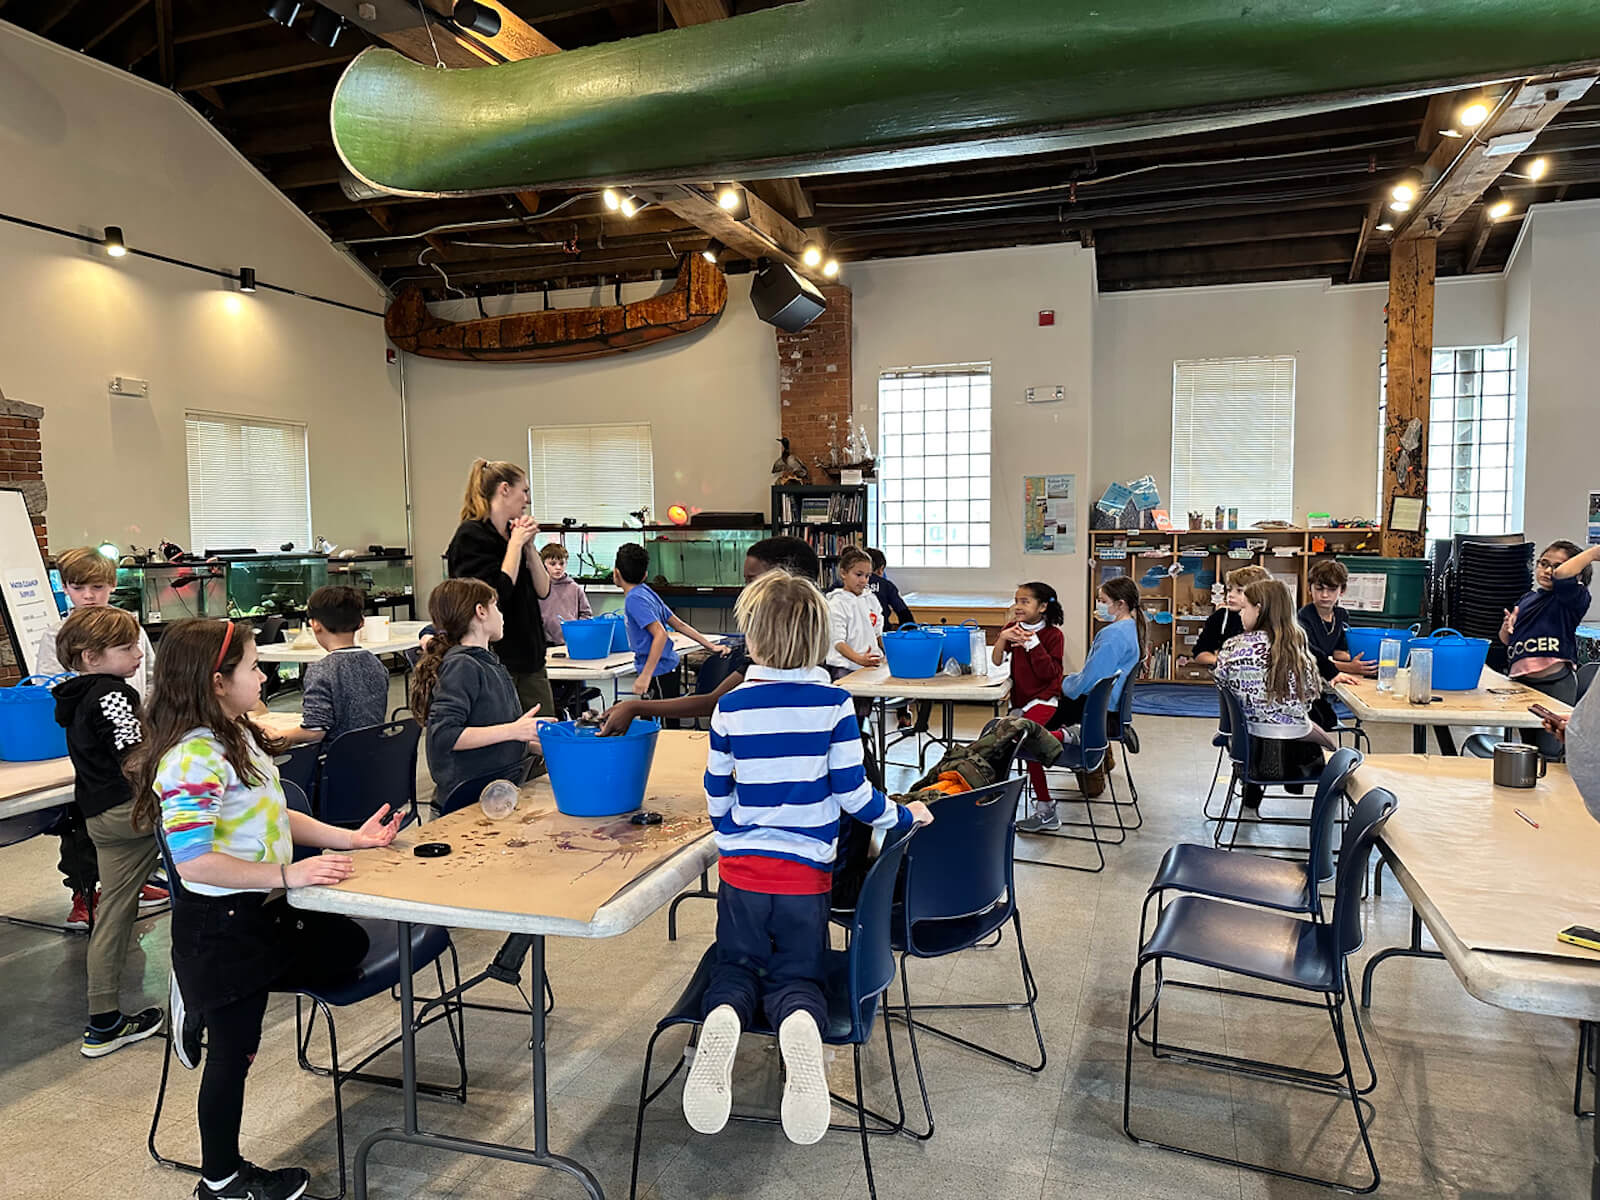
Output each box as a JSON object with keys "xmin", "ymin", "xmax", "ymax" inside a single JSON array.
[{"xmin": 993, "ymin": 582, "xmax": 1066, "ymax": 826}]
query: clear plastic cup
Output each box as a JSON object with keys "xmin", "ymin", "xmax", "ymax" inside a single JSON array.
[
  {"xmin": 1376, "ymin": 638, "xmax": 1401, "ymax": 693},
  {"xmin": 479, "ymin": 778, "xmax": 518, "ymax": 820}
]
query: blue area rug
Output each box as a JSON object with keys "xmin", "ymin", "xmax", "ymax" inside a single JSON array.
[{"xmin": 1132, "ymin": 683, "xmax": 1352, "ymax": 722}]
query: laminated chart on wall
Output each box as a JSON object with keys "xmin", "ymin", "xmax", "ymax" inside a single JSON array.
[
  {"xmin": 0, "ymin": 489, "xmax": 57, "ymax": 675},
  {"xmin": 1346, "ymin": 572, "xmax": 1389, "ymax": 614},
  {"xmin": 1024, "ymin": 474, "xmax": 1076, "ymax": 555}
]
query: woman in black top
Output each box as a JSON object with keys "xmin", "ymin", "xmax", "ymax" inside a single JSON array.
[{"xmin": 445, "ymin": 459, "xmax": 555, "ymax": 718}]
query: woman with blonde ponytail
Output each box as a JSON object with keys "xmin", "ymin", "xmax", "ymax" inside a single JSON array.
[{"xmin": 445, "ymin": 458, "xmax": 555, "ymax": 718}]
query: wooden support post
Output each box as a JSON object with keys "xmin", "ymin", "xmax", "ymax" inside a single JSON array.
[{"xmin": 1381, "ymin": 237, "xmax": 1436, "ymax": 559}]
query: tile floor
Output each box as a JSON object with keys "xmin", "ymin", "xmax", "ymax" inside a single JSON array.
[{"xmin": 0, "ymin": 699, "xmax": 1592, "ymax": 1199}]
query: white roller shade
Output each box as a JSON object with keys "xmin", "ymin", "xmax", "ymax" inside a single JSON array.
[
  {"xmin": 186, "ymin": 412, "xmax": 312, "ymax": 553},
  {"xmin": 1171, "ymin": 356, "xmax": 1296, "ymax": 525},
  {"xmin": 527, "ymin": 423, "xmax": 654, "ymax": 525}
]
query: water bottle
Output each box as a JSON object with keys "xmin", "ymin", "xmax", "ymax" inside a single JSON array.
[
  {"xmin": 479, "ymin": 778, "xmax": 518, "ymax": 820},
  {"xmin": 1376, "ymin": 638, "xmax": 1401, "ymax": 694}
]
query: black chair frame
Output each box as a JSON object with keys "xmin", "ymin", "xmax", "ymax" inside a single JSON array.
[
  {"xmin": 1210, "ymin": 686, "xmax": 1329, "ymax": 855},
  {"xmin": 1011, "ymin": 672, "xmax": 1121, "ymax": 874}
]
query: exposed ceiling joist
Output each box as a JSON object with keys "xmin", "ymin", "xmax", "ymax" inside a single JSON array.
[
  {"xmin": 666, "ymin": 0, "xmax": 732, "ymax": 26},
  {"xmin": 1397, "ymin": 72, "xmax": 1597, "ymax": 240},
  {"xmin": 177, "ymin": 41, "xmax": 354, "ymax": 90},
  {"xmin": 80, "ymin": 0, "xmax": 150, "ymax": 53},
  {"xmin": 1097, "ymin": 209, "xmax": 1365, "ymax": 255},
  {"xmin": 1348, "ymin": 199, "xmax": 1383, "ymax": 283},
  {"xmin": 318, "ymin": 0, "xmax": 558, "ymax": 67}
]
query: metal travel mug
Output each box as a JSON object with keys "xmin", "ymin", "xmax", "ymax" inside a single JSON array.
[{"xmin": 1492, "ymin": 742, "xmax": 1546, "ymax": 788}]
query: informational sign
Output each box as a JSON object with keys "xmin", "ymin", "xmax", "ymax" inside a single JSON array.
[
  {"xmin": 0, "ymin": 490, "xmax": 58, "ymax": 676},
  {"xmin": 1024, "ymin": 474, "xmax": 1076, "ymax": 555},
  {"xmin": 1346, "ymin": 572, "xmax": 1389, "ymax": 614}
]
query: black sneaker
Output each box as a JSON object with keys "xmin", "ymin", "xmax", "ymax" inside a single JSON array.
[
  {"xmin": 81, "ymin": 1006, "xmax": 164, "ymax": 1058},
  {"xmin": 170, "ymin": 971, "xmax": 203, "ymax": 1070},
  {"xmin": 195, "ymin": 1161, "xmax": 309, "ymax": 1200}
]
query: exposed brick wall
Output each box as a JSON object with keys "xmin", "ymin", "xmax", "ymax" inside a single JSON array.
[
  {"xmin": 775, "ymin": 284, "xmax": 854, "ymax": 473},
  {"xmin": 0, "ymin": 387, "xmax": 47, "ymax": 684}
]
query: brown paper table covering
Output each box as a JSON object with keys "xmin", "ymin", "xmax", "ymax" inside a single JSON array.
[
  {"xmin": 1355, "ymin": 754, "xmax": 1600, "ymax": 963},
  {"xmin": 299, "ymin": 729, "xmax": 714, "ymax": 928}
]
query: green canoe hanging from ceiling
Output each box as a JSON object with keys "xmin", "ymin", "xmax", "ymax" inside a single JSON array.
[{"xmin": 331, "ymin": 0, "xmax": 1600, "ymax": 198}]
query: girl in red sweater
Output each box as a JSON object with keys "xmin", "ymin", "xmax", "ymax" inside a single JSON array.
[{"xmin": 992, "ymin": 582, "xmax": 1066, "ymax": 810}]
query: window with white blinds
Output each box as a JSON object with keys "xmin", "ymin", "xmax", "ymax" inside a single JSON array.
[
  {"xmin": 528, "ymin": 423, "xmax": 654, "ymax": 579},
  {"xmin": 185, "ymin": 412, "xmax": 312, "ymax": 553},
  {"xmin": 1170, "ymin": 356, "xmax": 1296, "ymax": 525}
]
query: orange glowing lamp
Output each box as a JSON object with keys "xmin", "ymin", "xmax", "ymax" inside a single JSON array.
[{"xmin": 667, "ymin": 504, "xmax": 690, "ymax": 526}]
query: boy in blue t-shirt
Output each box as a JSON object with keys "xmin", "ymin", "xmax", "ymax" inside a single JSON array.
[{"xmin": 614, "ymin": 543, "xmax": 727, "ymax": 699}]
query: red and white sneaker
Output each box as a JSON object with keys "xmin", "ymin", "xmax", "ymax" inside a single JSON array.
[
  {"xmin": 138, "ymin": 883, "xmax": 170, "ymax": 912},
  {"xmin": 66, "ymin": 890, "xmax": 95, "ymax": 931}
]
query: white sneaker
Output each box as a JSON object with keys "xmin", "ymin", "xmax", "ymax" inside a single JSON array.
[
  {"xmin": 683, "ymin": 1005, "xmax": 740, "ymax": 1134},
  {"xmin": 778, "ymin": 1010, "xmax": 830, "ymax": 1145},
  {"xmin": 1015, "ymin": 808, "xmax": 1061, "ymax": 834}
]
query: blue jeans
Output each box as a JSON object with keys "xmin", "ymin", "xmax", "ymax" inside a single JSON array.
[{"xmin": 703, "ymin": 881, "xmax": 829, "ymax": 1031}]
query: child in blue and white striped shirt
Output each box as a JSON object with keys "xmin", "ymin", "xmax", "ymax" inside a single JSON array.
[{"xmin": 683, "ymin": 569, "xmax": 932, "ymax": 1147}]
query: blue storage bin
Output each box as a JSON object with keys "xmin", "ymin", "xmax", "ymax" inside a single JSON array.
[
  {"xmin": 882, "ymin": 627, "xmax": 943, "ymax": 679},
  {"xmin": 938, "ymin": 620, "xmax": 980, "ymax": 667},
  {"xmin": 540, "ymin": 718, "xmax": 660, "ymax": 817},
  {"xmin": 1345, "ymin": 625, "xmax": 1417, "ymax": 666},
  {"xmin": 561, "ymin": 619, "xmax": 615, "ymax": 660},
  {"xmin": 0, "ymin": 674, "xmax": 69, "ymax": 762},
  {"xmin": 1406, "ymin": 628, "xmax": 1490, "ymax": 690},
  {"xmin": 599, "ymin": 611, "xmax": 629, "ymax": 653}
]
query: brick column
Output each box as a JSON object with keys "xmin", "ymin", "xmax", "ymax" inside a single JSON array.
[
  {"xmin": 0, "ymin": 387, "xmax": 47, "ymax": 684},
  {"xmin": 776, "ymin": 284, "xmax": 853, "ymax": 473}
]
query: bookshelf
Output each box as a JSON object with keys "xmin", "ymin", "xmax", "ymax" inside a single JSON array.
[
  {"xmin": 771, "ymin": 484, "xmax": 872, "ymax": 588},
  {"xmin": 1087, "ymin": 526, "xmax": 1383, "ymax": 684}
]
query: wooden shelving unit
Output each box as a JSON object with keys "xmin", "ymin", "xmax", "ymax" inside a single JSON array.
[
  {"xmin": 772, "ymin": 484, "xmax": 872, "ymax": 588},
  {"xmin": 1087, "ymin": 526, "xmax": 1382, "ymax": 685}
]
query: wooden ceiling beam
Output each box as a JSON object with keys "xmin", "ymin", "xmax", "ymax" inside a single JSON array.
[
  {"xmin": 37, "ymin": 0, "xmax": 89, "ymax": 36},
  {"xmin": 154, "ymin": 0, "xmax": 173, "ymax": 87},
  {"xmin": 1348, "ymin": 199, "xmax": 1384, "ymax": 283},
  {"xmin": 80, "ymin": 0, "xmax": 150, "ymax": 53},
  {"xmin": 1396, "ymin": 72, "xmax": 1597, "ymax": 240},
  {"xmin": 236, "ymin": 119, "xmax": 335, "ymax": 158},
  {"xmin": 665, "ymin": 0, "xmax": 731, "ymax": 26},
  {"xmin": 1097, "ymin": 237, "xmax": 1354, "ymax": 282},
  {"xmin": 1100, "ymin": 262, "xmax": 1348, "ymax": 292},
  {"xmin": 271, "ymin": 155, "xmax": 349, "ymax": 190},
  {"xmin": 1094, "ymin": 209, "xmax": 1366, "ymax": 255},
  {"xmin": 176, "ymin": 41, "xmax": 355, "ymax": 90},
  {"xmin": 317, "ymin": 0, "xmax": 557, "ymax": 68}
]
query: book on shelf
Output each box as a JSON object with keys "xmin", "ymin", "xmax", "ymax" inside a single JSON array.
[{"xmin": 775, "ymin": 488, "xmax": 866, "ymax": 526}]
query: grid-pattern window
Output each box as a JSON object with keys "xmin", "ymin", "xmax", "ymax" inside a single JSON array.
[
  {"xmin": 185, "ymin": 412, "xmax": 312, "ymax": 553},
  {"xmin": 528, "ymin": 423, "xmax": 654, "ymax": 580},
  {"xmin": 1377, "ymin": 344, "xmax": 1517, "ymax": 541},
  {"xmin": 876, "ymin": 364, "xmax": 992, "ymax": 568},
  {"xmin": 1170, "ymin": 356, "xmax": 1296, "ymax": 525}
]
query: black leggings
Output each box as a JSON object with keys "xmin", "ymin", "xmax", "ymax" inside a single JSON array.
[{"xmin": 191, "ymin": 902, "xmax": 369, "ymax": 1179}]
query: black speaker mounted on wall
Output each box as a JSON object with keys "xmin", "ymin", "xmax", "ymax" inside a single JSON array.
[{"xmin": 750, "ymin": 259, "xmax": 827, "ymax": 332}]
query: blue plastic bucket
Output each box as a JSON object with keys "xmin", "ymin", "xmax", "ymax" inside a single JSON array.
[
  {"xmin": 1345, "ymin": 625, "xmax": 1417, "ymax": 666},
  {"xmin": 561, "ymin": 619, "xmax": 615, "ymax": 660},
  {"xmin": 1406, "ymin": 628, "xmax": 1490, "ymax": 690},
  {"xmin": 0, "ymin": 674, "xmax": 69, "ymax": 762},
  {"xmin": 881, "ymin": 627, "xmax": 944, "ymax": 679},
  {"xmin": 539, "ymin": 718, "xmax": 660, "ymax": 817},
  {"xmin": 938, "ymin": 620, "xmax": 980, "ymax": 667},
  {"xmin": 599, "ymin": 611, "xmax": 629, "ymax": 653}
]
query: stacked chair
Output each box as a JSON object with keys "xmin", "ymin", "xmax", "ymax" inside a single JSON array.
[{"xmin": 1439, "ymin": 537, "xmax": 1532, "ymax": 674}]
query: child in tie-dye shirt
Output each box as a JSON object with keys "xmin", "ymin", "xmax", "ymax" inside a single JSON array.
[{"xmin": 124, "ymin": 619, "xmax": 403, "ymax": 1200}]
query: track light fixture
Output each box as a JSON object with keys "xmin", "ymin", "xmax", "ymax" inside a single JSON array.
[
  {"xmin": 801, "ymin": 243, "xmax": 823, "ymax": 268},
  {"xmin": 306, "ymin": 7, "xmax": 345, "ymax": 46},
  {"xmin": 1457, "ymin": 100, "xmax": 1491, "ymax": 129},
  {"xmin": 700, "ymin": 238, "xmax": 725, "ymax": 265},
  {"xmin": 263, "ymin": 0, "xmax": 302, "ymax": 25},
  {"xmin": 103, "ymin": 225, "xmax": 127, "ymax": 257},
  {"xmin": 822, "ymin": 259, "xmax": 839, "ymax": 278},
  {"xmin": 238, "ymin": 267, "xmax": 257, "ymax": 293},
  {"xmin": 1375, "ymin": 220, "xmax": 1394, "ymax": 233},
  {"xmin": 1526, "ymin": 156, "xmax": 1549, "ymax": 181},
  {"xmin": 453, "ymin": 0, "xmax": 501, "ymax": 37},
  {"xmin": 1484, "ymin": 187, "xmax": 1513, "ymax": 221},
  {"xmin": 619, "ymin": 194, "xmax": 643, "ymax": 218},
  {"xmin": 716, "ymin": 185, "xmax": 745, "ymax": 217},
  {"xmin": 602, "ymin": 188, "xmax": 622, "ymax": 211}
]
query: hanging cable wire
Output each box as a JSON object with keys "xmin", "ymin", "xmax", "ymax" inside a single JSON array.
[{"xmin": 415, "ymin": 0, "xmax": 446, "ymax": 68}]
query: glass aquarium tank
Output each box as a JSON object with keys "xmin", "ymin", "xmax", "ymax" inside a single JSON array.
[
  {"xmin": 113, "ymin": 562, "xmax": 229, "ymax": 625},
  {"xmin": 646, "ymin": 529, "xmax": 764, "ymax": 590},
  {"xmin": 327, "ymin": 554, "xmax": 414, "ymax": 609},
  {"xmin": 224, "ymin": 554, "xmax": 330, "ymax": 617}
]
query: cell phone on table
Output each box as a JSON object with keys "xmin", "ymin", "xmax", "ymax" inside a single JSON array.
[
  {"xmin": 1558, "ymin": 924, "xmax": 1600, "ymax": 952},
  {"xmin": 1528, "ymin": 703, "xmax": 1562, "ymax": 724}
]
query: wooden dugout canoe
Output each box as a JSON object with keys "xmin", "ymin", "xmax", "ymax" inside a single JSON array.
[
  {"xmin": 331, "ymin": 0, "xmax": 1600, "ymax": 197},
  {"xmin": 385, "ymin": 252, "xmax": 727, "ymax": 362}
]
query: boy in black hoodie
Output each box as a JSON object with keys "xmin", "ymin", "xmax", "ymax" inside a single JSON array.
[{"xmin": 54, "ymin": 604, "xmax": 164, "ymax": 1057}]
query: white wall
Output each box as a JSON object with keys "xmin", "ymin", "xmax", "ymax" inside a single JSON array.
[
  {"xmin": 1504, "ymin": 199, "xmax": 1600, "ymax": 554},
  {"xmin": 0, "ymin": 22, "xmax": 406, "ymax": 553},
  {"xmin": 848, "ymin": 245, "xmax": 1098, "ymax": 663},
  {"xmin": 1092, "ymin": 273, "xmax": 1507, "ymax": 526},
  {"xmin": 404, "ymin": 275, "xmax": 779, "ymax": 599}
]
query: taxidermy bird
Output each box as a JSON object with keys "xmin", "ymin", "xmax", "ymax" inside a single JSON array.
[{"xmin": 772, "ymin": 437, "xmax": 809, "ymax": 484}]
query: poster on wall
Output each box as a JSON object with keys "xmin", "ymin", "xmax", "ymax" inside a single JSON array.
[
  {"xmin": 1024, "ymin": 474, "xmax": 1077, "ymax": 555},
  {"xmin": 1589, "ymin": 491, "xmax": 1600, "ymax": 547}
]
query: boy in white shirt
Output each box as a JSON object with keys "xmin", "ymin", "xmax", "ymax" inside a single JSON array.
[{"xmin": 825, "ymin": 547, "xmax": 883, "ymax": 679}]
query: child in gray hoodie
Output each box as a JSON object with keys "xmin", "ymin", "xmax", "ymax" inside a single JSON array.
[{"xmin": 538, "ymin": 542, "xmax": 593, "ymax": 645}]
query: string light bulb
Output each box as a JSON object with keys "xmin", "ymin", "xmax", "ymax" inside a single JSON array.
[
  {"xmin": 1484, "ymin": 188, "xmax": 1513, "ymax": 221},
  {"xmin": 801, "ymin": 243, "xmax": 823, "ymax": 268},
  {"xmin": 1390, "ymin": 182, "xmax": 1416, "ymax": 204},
  {"xmin": 822, "ymin": 259, "xmax": 839, "ymax": 278},
  {"xmin": 1457, "ymin": 100, "xmax": 1490, "ymax": 129},
  {"xmin": 1526, "ymin": 156, "xmax": 1549, "ymax": 181},
  {"xmin": 103, "ymin": 225, "xmax": 127, "ymax": 257}
]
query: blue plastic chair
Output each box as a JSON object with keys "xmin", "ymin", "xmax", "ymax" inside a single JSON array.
[
  {"xmin": 888, "ymin": 776, "xmax": 1043, "ymax": 1139},
  {"xmin": 1012, "ymin": 671, "xmax": 1120, "ymax": 872},
  {"xmin": 315, "ymin": 718, "xmax": 422, "ymax": 827},
  {"xmin": 1103, "ymin": 674, "xmax": 1144, "ymax": 828},
  {"xmin": 1213, "ymin": 685, "xmax": 1327, "ymax": 851},
  {"xmin": 1124, "ymin": 787, "xmax": 1398, "ymax": 1194},
  {"xmin": 628, "ymin": 825, "xmax": 918, "ymax": 1200},
  {"xmin": 148, "ymin": 781, "xmax": 466, "ymax": 1200}
]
